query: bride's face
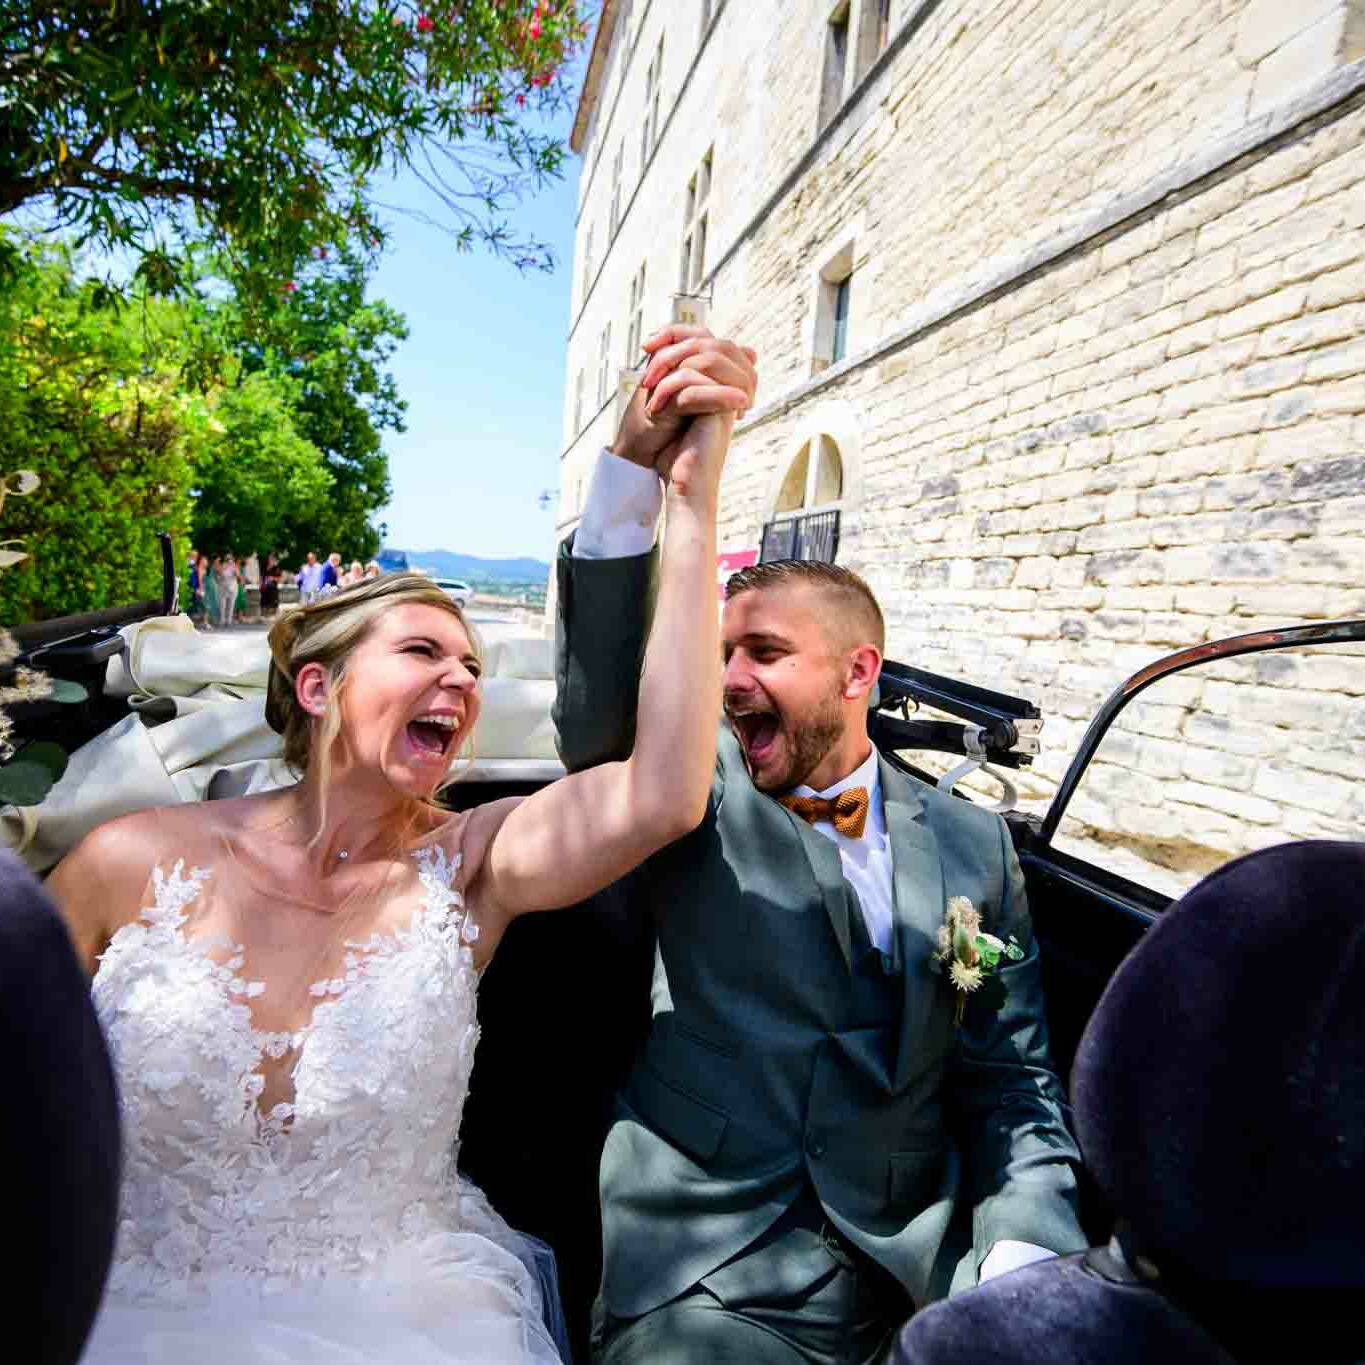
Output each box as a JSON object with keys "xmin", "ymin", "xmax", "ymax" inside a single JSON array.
[{"xmin": 330, "ymin": 603, "xmax": 482, "ymax": 798}]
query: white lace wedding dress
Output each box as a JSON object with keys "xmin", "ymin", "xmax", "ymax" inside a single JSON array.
[{"xmin": 83, "ymin": 846, "xmax": 564, "ymax": 1363}]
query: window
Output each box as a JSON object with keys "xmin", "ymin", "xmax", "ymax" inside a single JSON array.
[
  {"xmin": 854, "ymin": 0, "xmax": 893, "ymax": 83},
  {"xmin": 762, "ymin": 435, "xmax": 845, "ymax": 563},
  {"xmin": 832, "ymin": 276, "xmax": 851, "ymax": 364},
  {"xmin": 573, "ymin": 369, "xmax": 585, "ymax": 434},
  {"xmin": 626, "ymin": 261, "xmax": 647, "ymax": 365},
  {"xmin": 812, "ymin": 238, "xmax": 856, "ymax": 374},
  {"xmin": 597, "ymin": 323, "xmax": 612, "ymax": 406},
  {"xmin": 641, "ymin": 36, "xmax": 664, "ymax": 171},
  {"xmin": 819, "ymin": 2, "xmax": 851, "ymax": 129},
  {"xmin": 679, "ymin": 148, "xmax": 712, "ymax": 293},
  {"xmin": 582, "ymin": 224, "xmax": 595, "ymax": 308},
  {"xmin": 609, "ymin": 143, "xmax": 624, "ymax": 239},
  {"xmin": 775, "ymin": 435, "xmax": 844, "ymax": 514}
]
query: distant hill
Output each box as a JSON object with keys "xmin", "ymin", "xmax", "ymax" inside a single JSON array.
[{"xmin": 395, "ymin": 549, "xmax": 550, "ymax": 583}]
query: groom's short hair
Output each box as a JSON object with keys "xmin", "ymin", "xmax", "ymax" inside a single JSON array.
[{"xmin": 725, "ymin": 560, "xmax": 885, "ymax": 653}]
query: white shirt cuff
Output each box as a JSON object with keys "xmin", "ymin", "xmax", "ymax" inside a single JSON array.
[
  {"xmin": 979, "ymin": 1240, "xmax": 1058, "ymax": 1282},
  {"xmin": 572, "ymin": 449, "xmax": 663, "ymax": 560}
]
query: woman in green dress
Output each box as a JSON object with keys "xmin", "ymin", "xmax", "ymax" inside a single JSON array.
[{"xmin": 202, "ymin": 554, "xmax": 220, "ymax": 629}]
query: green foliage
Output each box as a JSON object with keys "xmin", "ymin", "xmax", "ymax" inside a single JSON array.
[
  {"xmin": 1, "ymin": 2, "xmax": 588, "ymax": 295},
  {"xmin": 191, "ymin": 372, "xmax": 335, "ymax": 557},
  {"xmin": 0, "ymin": 739, "xmax": 67, "ymax": 806},
  {"xmin": 0, "ymin": 231, "xmax": 410, "ymax": 613},
  {"xmin": 0, "ymin": 238, "xmax": 197, "ymax": 622},
  {"xmin": 205, "ymin": 250, "xmax": 409, "ymax": 562}
]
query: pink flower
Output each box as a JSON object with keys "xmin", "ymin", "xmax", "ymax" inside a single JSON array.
[
  {"xmin": 515, "ymin": 93, "xmax": 527, "ymax": 107},
  {"xmin": 529, "ymin": 17, "xmax": 542, "ymax": 39},
  {"xmin": 416, "ymin": 13, "xmax": 434, "ymax": 33},
  {"xmin": 283, "ymin": 281, "xmax": 298, "ymax": 293}
]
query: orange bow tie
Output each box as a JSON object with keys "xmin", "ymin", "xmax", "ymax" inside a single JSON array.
[{"xmin": 779, "ymin": 787, "xmax": 870, "ymax": 839}]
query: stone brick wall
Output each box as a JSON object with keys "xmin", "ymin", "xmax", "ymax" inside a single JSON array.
[
  {"xmin": 728, "ymin": 96, "xmax": 1365, "ymax": 887},
  {"xmin": 563, "ymin": 0, "xmax": 1365, "ymax": 887}
]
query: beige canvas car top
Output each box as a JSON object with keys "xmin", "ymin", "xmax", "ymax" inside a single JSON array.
[{"xmin": 2, "ymin": 615, "xmax": 563, "ymax": 873}]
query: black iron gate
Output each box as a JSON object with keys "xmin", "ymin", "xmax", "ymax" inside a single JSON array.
[{"xmin": 759, "ymin": 508, "xmax": 840, "ymax": 564}]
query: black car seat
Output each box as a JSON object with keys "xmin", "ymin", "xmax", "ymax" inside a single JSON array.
[{"xmin": 889, "ymin": 839, "xmax": 1365, "ymax": 1365}]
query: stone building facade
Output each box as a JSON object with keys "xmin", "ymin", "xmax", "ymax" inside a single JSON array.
[{"xmin": 559, "ymin": 0, "xmax": 1365, "ymax": 893}]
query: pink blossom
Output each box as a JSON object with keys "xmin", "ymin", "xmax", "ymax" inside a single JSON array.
[
  {"xmin": 416, "ymin": 14, "xmax": 434, "ymax": 33},
  {"xmin": 283, "ymin": 281, "xmax": 298, "ymax": 293},
  {"xmin": 529, "ymin": 18, "xmax": 542, "ymax": 39}
]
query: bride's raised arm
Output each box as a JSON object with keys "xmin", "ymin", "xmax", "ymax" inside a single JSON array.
[{"xmin": 473, "ymin": 407, "xmax": 732, "ymax": 920}]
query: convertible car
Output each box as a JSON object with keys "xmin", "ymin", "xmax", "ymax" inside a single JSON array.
[{"xmin": 3, "ymin": 534, "xmax": 1361, "ymax": 1359}]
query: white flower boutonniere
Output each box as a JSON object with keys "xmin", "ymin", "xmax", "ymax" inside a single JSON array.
[{"xmin": 935, "ymin": 896, "xmax": 1024, "ymax": 1023}]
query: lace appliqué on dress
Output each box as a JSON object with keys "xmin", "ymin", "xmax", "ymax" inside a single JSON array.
[{"xmin": 93, "ymin": 847, "xmax": 484, "ymax": 1302}]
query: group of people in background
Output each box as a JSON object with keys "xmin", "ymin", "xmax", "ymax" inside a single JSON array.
[
  {"xmin": 187, "ymin": 548, "xmax": 379, "ymax": 628},
  {"xmin": 186, "ymin": 550, "xmax": 252, "ymax": 630},
  {"xmin": 294, "ymin": 550, "xmax": 381, "ymax": 604}
]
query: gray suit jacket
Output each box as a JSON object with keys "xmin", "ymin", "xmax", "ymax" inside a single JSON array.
[{"xmin": 554, "ymin": 543, "xmax": 1085, "ymax": 1320}]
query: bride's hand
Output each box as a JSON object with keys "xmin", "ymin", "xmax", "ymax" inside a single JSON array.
[
  {"xmin": 611, "ymin": 326, "xmax": 757, "ymax": 485},
  {"xmin": 664, "ymin": 408, "xmax": 736, "ymax": 502}
]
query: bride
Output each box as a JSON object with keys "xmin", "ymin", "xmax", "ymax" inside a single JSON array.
[{"xmin": 47, "ymin": 337, "xmax": 757, "ymax": 1364}]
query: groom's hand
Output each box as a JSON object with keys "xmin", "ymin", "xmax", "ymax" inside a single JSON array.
[{"xmin": 611, "ymin": 326, "xmax": 758, "ymax": 484}]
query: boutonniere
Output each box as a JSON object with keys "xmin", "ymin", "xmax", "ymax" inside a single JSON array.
[{"xmin": 935, "ymin": 896, "xmax": 1024, "ymax": 1023}]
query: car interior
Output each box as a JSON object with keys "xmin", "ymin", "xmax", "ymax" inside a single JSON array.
[{"xmin": 5, "ymin": 536, "xmax": 1363, "ymax": 1360}]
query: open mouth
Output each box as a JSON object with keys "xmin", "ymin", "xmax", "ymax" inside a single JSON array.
[
  {"xmin": 405, "ymin": 712, "xmax": 460, "ymax": 764},
  {"xmin": 728, "ymin": 709, "xmax": 781, "ymax": 768}
]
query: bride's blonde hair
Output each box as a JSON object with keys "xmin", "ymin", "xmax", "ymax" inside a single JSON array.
[{"xmin": 265, "ymin": 573, "xmax": 482, "ymax": 836}]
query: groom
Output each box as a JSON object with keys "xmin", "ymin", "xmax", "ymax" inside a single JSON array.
[{"xmin": 556, "ymin": 327, "xmax": 1086, "ymax": 1363}]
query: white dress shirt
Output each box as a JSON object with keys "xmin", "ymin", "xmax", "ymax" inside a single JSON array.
[
  {"xmin": 573, "ymin": 447, "xmax": 1056, "ymax": 1283},
  {"xmin": 791, "ymin": 749, "xmax": 895, "ymax": 956},
  {"xmin": 573, "ymin": 450, "xmax": 662, "ymax": 560}
]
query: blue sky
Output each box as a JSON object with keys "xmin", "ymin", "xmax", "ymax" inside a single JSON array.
[{"xmin": 369, "ymin": 88, "xmax": 585, "ymax": 562}]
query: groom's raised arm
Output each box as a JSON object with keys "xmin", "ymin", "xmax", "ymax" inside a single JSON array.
[
  {"xmin": 553, "ymin": 451, "xmax": 661, "ymax": 774},
  {"xmin": 555, "ymin": 326, "xmax": 759, "ymax": 775}
]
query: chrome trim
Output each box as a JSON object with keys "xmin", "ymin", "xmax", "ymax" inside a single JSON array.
[{"xmin": 1038, "ymin": 617, "xmax": 1365, "ymax": 844}]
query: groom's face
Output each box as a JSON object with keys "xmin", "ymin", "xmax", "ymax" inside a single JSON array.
[{"xmin": 721, "ymin": 584, "xmax": 846, "ymax": 793}]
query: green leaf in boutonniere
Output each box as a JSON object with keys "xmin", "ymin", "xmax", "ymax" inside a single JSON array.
[{"xmin": 935, "ymin": 896, "xmax": 1024, "ymax": 1024}]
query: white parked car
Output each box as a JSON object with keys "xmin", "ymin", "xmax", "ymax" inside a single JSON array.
[{"xmin": 430, "ymin": 576, "xmax": 472, "ymax": 608}]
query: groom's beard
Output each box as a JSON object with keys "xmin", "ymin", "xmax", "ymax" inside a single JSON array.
[{"xmin": 728, "ymin": 686, "xmax": 845, "ymax": 793}]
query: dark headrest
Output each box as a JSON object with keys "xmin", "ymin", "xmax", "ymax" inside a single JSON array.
[
  {"xmin": 1072, "ymin": 840, "xmax": 1365, "ymax": 1290},
  {"xmin": 887, "ymin": 1252, "xmax": 1238, "ymax": 1365},
  {"xmin": 0, "ymin": 851, "xmax": 121, "ymax": 1363}
]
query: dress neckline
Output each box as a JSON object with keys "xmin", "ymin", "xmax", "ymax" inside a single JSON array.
[{"xmin": 102, "ymin": 846, "xmax": 477, "ymax": 1133}]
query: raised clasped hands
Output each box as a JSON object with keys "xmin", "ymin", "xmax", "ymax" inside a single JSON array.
[{"xmin": 611, "ymin": 325, "xmax": 759, "ymax": 498}]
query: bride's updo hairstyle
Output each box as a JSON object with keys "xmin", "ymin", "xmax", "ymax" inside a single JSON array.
[{"xmin": 265, "ymin": 572, "xmax": 482, "ymax": 791}]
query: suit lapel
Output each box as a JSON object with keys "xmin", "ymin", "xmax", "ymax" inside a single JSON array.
[
  {"xmin": 718, "ymin": 729, "xmax": 854, "ymax": 970},
  {"xmin": 879, "ymin": 757, "xmax": 949, "ymax": 1088}
]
